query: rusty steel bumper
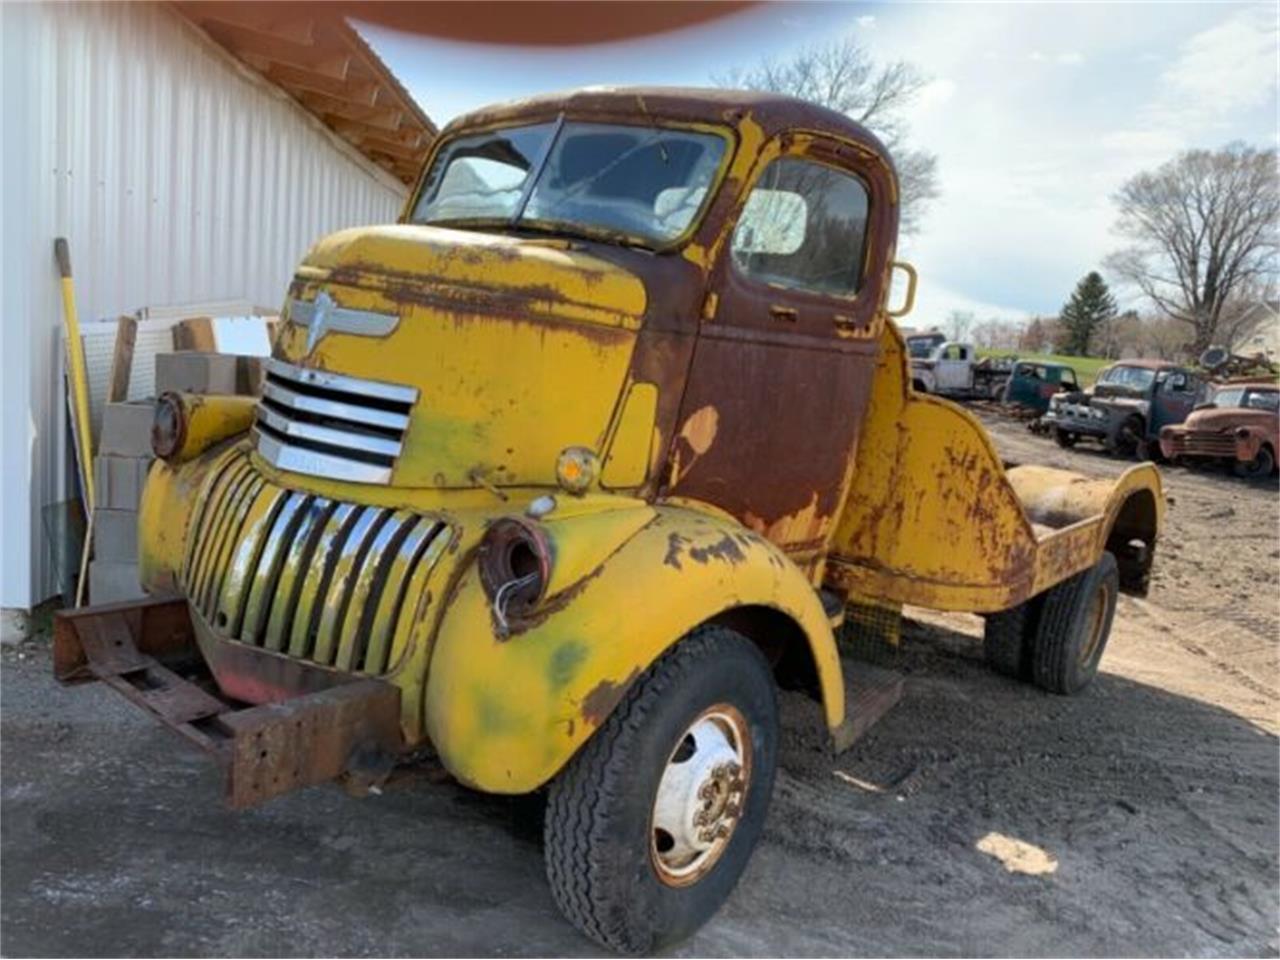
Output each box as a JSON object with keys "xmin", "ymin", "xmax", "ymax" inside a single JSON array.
[{"xmin": 53, "ymin": 596, "xmax": 403, "ymax": 809}]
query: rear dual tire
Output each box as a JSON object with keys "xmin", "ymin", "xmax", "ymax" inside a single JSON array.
[
  {"xmin": 544, "ymin": 626, "xmax": 778, "ymax": 954},
  {"xmin": 984, "ymin": 551, "xmax": 1119, "ymax": 694}
]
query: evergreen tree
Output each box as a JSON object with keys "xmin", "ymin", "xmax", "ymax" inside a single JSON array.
[{"xmin": 1058, "ymin": 271, "xmax": 1117, "ymax": 356}]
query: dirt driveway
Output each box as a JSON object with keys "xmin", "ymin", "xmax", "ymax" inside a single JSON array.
[{"xmin": 2, "ymin": 412, "xmax": 1277, "ymax": 957}]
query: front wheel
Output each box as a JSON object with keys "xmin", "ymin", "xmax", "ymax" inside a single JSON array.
[
  {"xmin": 1053, "ymin": 426, "xmax": 1077, "ymax": 448},
  {"xmin": 1233, "ymin": 445, "xmax": 1276, "ymax": 481},
  {"xmin": 544, "ymin": 626, "xmax": 778, "ymax": 954}
]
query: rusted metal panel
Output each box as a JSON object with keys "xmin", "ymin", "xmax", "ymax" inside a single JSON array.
[
  {"xmin": 220, "ymin": 680, "xmax": 401, "ymax": 808},
  {"xmin": 54, "ymin": 598, "xmax": 404, "ymax": 809}
]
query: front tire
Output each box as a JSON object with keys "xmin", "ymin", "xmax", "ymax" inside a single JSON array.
[
  {"xmin": 1053, "ymin": 426, "xmax": 1077, "ymax": 448},
  {"xmin": 544, "ymin": 626, "xmax": 779, "ymax": 954},
  {"xmin": 1233, "ymin": 444, "xmax": 1276, "ymax": 480}
]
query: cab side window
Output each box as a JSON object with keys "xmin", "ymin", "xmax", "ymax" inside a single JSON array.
[{"xmin": 730, "ymin": 156, "xmax": 870, "ymax": 298}]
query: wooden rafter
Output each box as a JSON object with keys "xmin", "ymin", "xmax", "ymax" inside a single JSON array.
[{"xmin": 173, "ymin": 1, "xmax": 436, "ymax": 185}]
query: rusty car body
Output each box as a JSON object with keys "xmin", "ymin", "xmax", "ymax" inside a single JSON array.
[
  {"xmin": 1160, "ymin": 379, "xmax": 1279, "ymax": 479},
  {"xmin": 55, "ymin": 87, "xmax": 1164, "ymax": 953}
]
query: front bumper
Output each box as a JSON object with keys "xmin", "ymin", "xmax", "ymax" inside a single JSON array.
[
  {"xmin": 54, "ymin": 596, "xmax": 403, "ymax": 808},
  {"xmin": 1043, "ymin": 409, "xmax": 1112, "ymax": 439}
]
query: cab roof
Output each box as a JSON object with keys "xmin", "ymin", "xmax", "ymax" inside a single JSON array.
[{"xmin": 440, "ymin": 85, "xmax": 894, "ymax": 171}]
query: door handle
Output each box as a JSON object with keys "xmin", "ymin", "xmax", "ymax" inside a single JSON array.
[
  {"xmin": 769, "ymin": 305, "xmax": 798, "ymax": 322},
  {"xmin": 833, "ymin": 314, "xmax": 858, "ymax": 332}
]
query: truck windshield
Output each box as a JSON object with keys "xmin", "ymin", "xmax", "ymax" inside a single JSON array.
[
  {"xmin": 412, "ymin": 120, "xmax": 728, "ymax": 247},
  {"xmin": 1217, "ymin": 387, "xmax": 1280, "ymax": 411},
  {"xmin": 907, "ymin": 336, "xmax": 942, "ymax": 358},
  {"xmin": 1097, "ymin": 365, "xmax": 1156, "ymax": 395}
]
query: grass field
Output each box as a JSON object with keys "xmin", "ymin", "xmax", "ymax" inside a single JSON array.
[{"xmin": 978, "ymin": 348, "xmax": 1112, "ymax": 386}]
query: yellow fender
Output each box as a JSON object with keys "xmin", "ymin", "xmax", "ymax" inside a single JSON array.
[{"xmin": 424, "ymin": 505, "xmax": 842, "ymax": 794}]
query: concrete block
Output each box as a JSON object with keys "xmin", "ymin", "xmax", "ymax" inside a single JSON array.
[
  {"xmin": 94, "ymin": 455, "xmax": 152, "ymax": 511},
  {"xmin": 237, "ymin": 355, "xmax": 264, "ymax": 395},
  {"xmin": 99, "ymin": 401, "xmax": 154, "ymax": 457},
  {"xmin": 88, "ymin": 561, "xmax": 145, "ymax": 604},
  {"xmin": 94, "ymin": 508, "xmax": 139, "ymax": 562},
  {"xmin": 155, "ymin": 352, "xmax": 238, "ymax": 395}
]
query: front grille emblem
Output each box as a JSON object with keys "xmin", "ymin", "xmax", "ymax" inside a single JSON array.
[{"xmin": 289, "ymin": 291, "xmax": 400, "ymax": 354}]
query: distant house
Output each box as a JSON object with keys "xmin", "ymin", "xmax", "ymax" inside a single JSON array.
[{"xmin": 1235, "ymin": 301, "xmax": 1280, "ymax": 357}]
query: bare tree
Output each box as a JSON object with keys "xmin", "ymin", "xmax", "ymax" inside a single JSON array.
[
  {"xmin": 1105, "ymin": 143, "xmax": 1280, "ymax": 355},
  {"xmin": 717, "ymin": 38, "xmax": 940, "ymax": 233},
  {"xmin": 946, "ymin": 310, "xmax": 974, "ymax": 342}
]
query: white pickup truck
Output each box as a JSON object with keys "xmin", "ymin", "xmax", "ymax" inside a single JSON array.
[{"xmin": 910, "ymin": 341, "xmax": 1013, "ymax": 399}]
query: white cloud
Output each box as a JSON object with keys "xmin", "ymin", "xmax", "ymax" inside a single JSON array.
[
  {"xmin": 856, "ymin": 15, "xmax": 876, "ymax": 28},
  {"xmin": 1056, "ymin": 51, "xmax": 1083, "ymax": 65},
  {"xmin": 1162, "ymin": 5, "xmax": 1277, "ymax": 115}
]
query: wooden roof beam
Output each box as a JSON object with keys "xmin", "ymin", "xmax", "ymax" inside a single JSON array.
[
  {"xmin": 240, "ymin": 55, "xmax": 380, "ymax": 106},
  {"xmin": 327, "ymin": 117, "xmax": 425, "ymax": 149},
  {"xmin": 200, "ymin": 20, "xmax": 351, "ymax": 80},
  {"xmin": 297, "ymin": 90, "xmax": 404, "ymax": 132},
  {"xmin": 189, "ymin": 6, "xmax": 316, "ymax": 47}
]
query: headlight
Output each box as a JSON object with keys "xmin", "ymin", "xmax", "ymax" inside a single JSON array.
[
  {"xmin": 479, "ymin": 517, "xmax": 550, "ymax": 633},
  {"xmin": 151, "ymin": 392, "xmax": 188, "ymax": 460},
  {"xmin": 1236, "ymin": 427, "xmax": 1252, "ymax": 440}
]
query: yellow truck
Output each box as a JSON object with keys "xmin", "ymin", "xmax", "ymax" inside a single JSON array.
[{"xmin": 55, "ymin": 88, "xmax": 1163, "ymax": 953}]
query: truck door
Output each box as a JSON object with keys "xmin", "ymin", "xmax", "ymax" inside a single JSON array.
[
  {"xmin": 1151, "ymin": 369, "xmax": 1199, "ymax": 433},
  {"xmin": 935, "ymin": 344, "xmax": 971, "ymax": 392},
  {"xmin": 666, "ymin": 138, "xmax": 894, "ymax": 568}
]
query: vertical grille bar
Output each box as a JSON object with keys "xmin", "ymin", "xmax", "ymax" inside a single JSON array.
[
  {"xmin": 239, "ymin": 492, "xmax": 311, "ymax": 646},
  {"xmin": 189, "ymin": 462, "xmax": 257, "ymax": 609},
  {"xmin": 361, "ymin": 521, "xmax": 442, "ymax": 675},
  {"xmin": 310, "ymin": 508, "xmax": 391, "ymax": 665},
  {"xmin": 182, "ymin": 450, "xmax": 245, "ymax": 584},
  {"xmin": 213, "ymin": 486, "xmax": 290, "ymax": 637},
  {"xmin": 184, "ymin": 456, "xmax": 252, "ymax": 591},
  {"xmin": 286, "ymin": 503, "xmax": 360, "ymax": 660},
  {"xmin": 261, "ymin": 497, "xmax": 335, "ymax": 652},
  {"xmin": 332, "ymin": 511, "xmax": 420, "ymax": 672}
]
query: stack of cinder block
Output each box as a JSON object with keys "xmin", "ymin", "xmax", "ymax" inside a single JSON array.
[
  {"xmin": 91, "ymin": 401, "xmax": 154, "ymax": 603},
  {"xmin": 87, "ymin": 348, "xmax": 264, "ymax": 604}
]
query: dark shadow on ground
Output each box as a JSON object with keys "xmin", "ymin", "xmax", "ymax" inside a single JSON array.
[{"xmin": 2, "ymin": 619, "xmax": 1276, "ymax": 958}]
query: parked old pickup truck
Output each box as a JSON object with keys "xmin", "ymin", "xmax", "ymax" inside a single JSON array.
[
  {"xmin": 1043, "ymin": 359, "xmax": 1205, "ymax": 459},
  {"xmin": 1160, "ymin": 379, "xmax": 1279, "ymax": 479},
  {"xmin": 909, "ymin": 340, "xmax": 1013, "ymax": 399},
  {"xmin": 55, "ymin": 88, "xmax": 1164, "ymax": 953}
]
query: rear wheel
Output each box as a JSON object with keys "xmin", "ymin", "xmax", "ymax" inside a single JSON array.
[
  {"xmin": 983, "ymin": 595, "xmax": 1044, "ymax": 680},
  {"xmin": 1233, "ymin": 444, "xmax": 1276, "ymax": 480},
  {"xmin": 1030, "ymin": 552, "xmax": 1119, "ymax": 695},
  {"xmin": 544, "ymin": 626, "xmax": 778, "ymax": 954}
]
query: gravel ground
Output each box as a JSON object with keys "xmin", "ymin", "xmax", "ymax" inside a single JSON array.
[{"xmin": 2, "ymin": 412, "xmax": 1277, "ymax": 957}]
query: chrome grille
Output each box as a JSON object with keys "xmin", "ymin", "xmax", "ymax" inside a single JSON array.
[
  {"xmin": 183, "ymin": 450, "xmax": 450, "ymax": 675},
  {"xmin": 253, "ymin": 359, "xmax": 418, "ymax": 484}
]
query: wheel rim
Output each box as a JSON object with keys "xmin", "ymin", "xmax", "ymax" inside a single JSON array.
[
  {"xmin": 649, "ymin": 704, "xmax": 752, "ymax": 887},
  {"xmin": 1078, "ymin": 579, "xmax": 1113, "ymax": 667}
]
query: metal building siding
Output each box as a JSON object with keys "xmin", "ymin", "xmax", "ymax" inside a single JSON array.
[{"xmin": 0, "ymin": 2, "xmax": 408, "ymax": 608}]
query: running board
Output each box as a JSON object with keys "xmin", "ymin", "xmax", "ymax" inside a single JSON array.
[{"xmin": 831, "ymin": 662, "xmax": 904, "ymax": 754}]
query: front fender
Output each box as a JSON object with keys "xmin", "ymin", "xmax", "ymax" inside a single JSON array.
[{"xmin": 424, "ymin": 506, "xmax": 841, "ymax": 794}]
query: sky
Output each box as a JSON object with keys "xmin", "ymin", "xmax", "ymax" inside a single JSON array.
[{"xmin": 359, "ymin": 1, "xmax": 1278, "ymax": 326}]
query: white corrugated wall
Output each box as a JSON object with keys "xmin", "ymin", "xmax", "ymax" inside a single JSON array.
[{"xmin": 0, "ymin": 2, "xmax": 409, "ymax": 609}]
